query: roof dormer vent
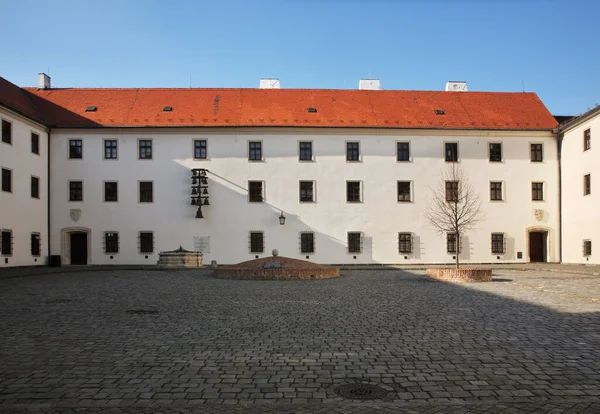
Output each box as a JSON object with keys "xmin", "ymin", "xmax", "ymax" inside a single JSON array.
[
  {"xmin": 307, "ymin": 107, "xmax": 317, "ymax": 113},
  {"xmin": 435, "ymin": 109, "xmax": 445, "ymax": 115},
  {"xmin": 163, "ymin": 106, "xmax": 173, "ymax": 112},
  {"xmin": 85, "ymin": 106, "xmax": 97, "ymax": 112}
]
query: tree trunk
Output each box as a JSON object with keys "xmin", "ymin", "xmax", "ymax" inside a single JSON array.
[{"xmin": 455, "ymin": 232, "xmax": 460, "ymax": 269}]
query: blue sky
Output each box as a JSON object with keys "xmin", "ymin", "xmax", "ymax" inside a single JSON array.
[{"xmin": 2, "ymin": 0, "xmax": 598, "ymax": 115}]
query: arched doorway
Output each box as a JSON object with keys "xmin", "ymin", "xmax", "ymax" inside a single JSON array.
[
  {"xmin": 526, "ymin": 227, "xmax": 552, "ymax": 263},
  {"xmin": 61, "ymin": 227, "xmax": 91, "ymax": 265}
]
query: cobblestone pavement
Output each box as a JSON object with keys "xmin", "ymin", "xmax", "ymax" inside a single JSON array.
[{"xmin": 1, "ymin": 269, "xmax": 599, "ymax": 413}]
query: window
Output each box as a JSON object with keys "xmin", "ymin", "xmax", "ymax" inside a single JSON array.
[
  {"xmin": 489, "ymin": 143, "xmax": 502, "ymax": 162},
  {"xmin": 104, "ymin": 140, "xmax": 117, "ymax": 159},
  {"xmin": 69, "ymin": 181, "xmax": 83, "ymax": 201},
  {"xmin": 248, "ymin": 181, "xmax": 264, "ymax": 202},
  {"xmin": 300, "ymin": 232, "xmax": 315, "ymax": 254},
  {"xmin": 346, "ymin": 181, "xmax": 362, "ymax": 202},
  {"xmin": 348, "ymin": 232, "xmax": 362, "ymax": 253},
  {"xmin": 31, "ymin": 176, "xmax": 40, "ymax": 199},
  {"xmin": 445, "ymin": 181, "xmax": 459, "ymax": 202},
  {"xmin": 31, "ymin": 233, "xmax": 41, "ymax": 256},
  {"xmin": 530, "ymin": 143, "xmax": 543, "ymax": 162},
  {"xmin": 584, "ymin": 129, "xmax": 591, "ymax": 151},
  {"xmin": 1, "ymin": 120, "xmax": 12, "ymax": 144},
  {"xmin": 194, "ymin": 139, "xmax": 207, "ymax": 159},
  {"xmin": 1, "ymin": 168, "xmax": 12, "ymax": 193},
  {"xmin": 249, "ymin": 231, "xmax": 264, "ymax": 253},
  {"xmin": 299, "ymin": 141, "xmax": 313, "ymax": 161},
  {"xmin": 139, "ymin": 181, "xmax": 153, "ymax": 203},
  {"xmin": 490, "ymin": 182, "xmax": 503, "ymax": 201},
  {"xmin": 447, "ymin": 233, "xmax": 459, "ymax": 253},
  {"xmin": 397, "ymin": 142, "xmax": 410, "ymax": 162},
  {"xmin": 69, "ymin": 139, "xmax": 83, "ymax": 159},
  {"xmin": 346, "ymin": 142, "xmax": 360, "ymax": 161},
  {"xmin": 299, "ymin": 181, "xmax": 314, "ymax": 202},
  {"xmin": 104, "ymin": 181, "xmax": 118, "ymax": 202},
  {"xmin": 583, "ymin": 240, "xmax": 592, "ymax": 256},
  {"xmin": 398, "ymin": 233, "xmax": 412, "ymax": 254},
  {"xmin": 1, "ymin": 230, "xmax": 12, "ymax": 256},
  {"xmin": 584, "ymin": 174, "xmax": 591, "ymax": 195},
  {"xmin": 104, "ymin": 232, "xmax": 119, "ymax": 254},
  {"xmin": 249, "ymin": 141, "xmax": 262, "ymax": 161},
  {"xmin": 532, "ymin": 182, "xmax": 544, "ymax": 201},
  {"xmin": 491, "ymin": 233, "xmax": 505, "ymax": 254},
  {"xmin": 140, "ymin": 232, "xmax": 154, "ymax": 254},
  {"xmin": 139, "ymin": 140, "xmax": 152, "ymax": 159},
  {"xmin": 445, "ymin": 142, "xmax": 458, "ymax": 162},
  {"xmin": 31, "ymin": 133, "xmax": 40, "ymax": 154},
  {"xmin": 397, "ymin": 181, "xmax": 411, "ymax": 202}
]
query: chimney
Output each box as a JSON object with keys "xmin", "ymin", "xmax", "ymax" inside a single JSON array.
[
  {"xmin": 445, "ymin": 81, "xmax": 468, "ymax": 92},
  {"xmin": 359, "ymin": 79, "xmax": 381, "ymax": 90},
  {"xmin": 259, "ymin": 78, "xmax": 280, "ymax": 89},
  {"xmin": 38, "ymin": 73, "xmax": 51, "ymax": 89}
]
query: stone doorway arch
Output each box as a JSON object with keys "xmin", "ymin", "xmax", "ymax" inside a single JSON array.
[{"xmin": 61, "ymin": 227, "xmax": 91, "ymax": 265}]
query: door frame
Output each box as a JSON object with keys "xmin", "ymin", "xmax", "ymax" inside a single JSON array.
[
  {"xmin": 61, "ymin": 227, "xmax": 91, "ymax": 265},
  {"xmin": 525, "ymin": 226, "xmax": 552, "ymax": 263}
]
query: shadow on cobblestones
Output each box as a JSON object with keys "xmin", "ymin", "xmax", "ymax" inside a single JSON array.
[{"xmin": 0, "ymin": 269, "xmax": 599, "ymax": 413}]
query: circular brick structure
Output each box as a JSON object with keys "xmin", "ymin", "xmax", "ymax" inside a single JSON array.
[
  {"xmin": 427, "ymin": 268, "xmax": 492, "ymax": 283},
  {"xmin": 215, "ymin": 256, "xmax": 340, "ymax": 280}
]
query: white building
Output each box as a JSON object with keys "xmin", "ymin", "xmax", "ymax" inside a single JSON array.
[
  {"xmin": 0, "ymin": 75, "xmax": 568, "ymax": 266},
  {"xmin": 560, "ymin": 106, "xmax": 599, "ymax": 264},
  {"xmin": 0, "ymin": 75, "xmax": 49, "ymax": 267}
]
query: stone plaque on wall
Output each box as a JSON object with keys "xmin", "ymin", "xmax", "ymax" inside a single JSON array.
[{"xmin": 193, "ymin": 236, "xmax": 210, "ymax": 253}]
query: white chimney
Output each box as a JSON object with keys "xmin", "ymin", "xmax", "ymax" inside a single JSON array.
[
  {"xmin": 359, "ymin": 79, "xmax": 381, "ymax": 90},
  {"xmin": 259, "ymin": 78, "xmax": 280, "ymax": 89},
  {"xmin": 445, "ymin": 81, "xmax": 468, "ymax": 92},
  {"xmin": 38, "ymin": 73, "xmax": 51, "ymax": 89}
]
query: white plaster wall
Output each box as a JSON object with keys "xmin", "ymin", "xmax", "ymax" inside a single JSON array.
[
  {"xmin": 561, "ymin": 113, "xmax": 599, "ymax": 264},
  {"xmin": 49, "ymin": 128, "xmax": 559, "ymax": 265},
  {"xmin": 0, "ymin": 108, "xmax": 48, "ymax": 267}
]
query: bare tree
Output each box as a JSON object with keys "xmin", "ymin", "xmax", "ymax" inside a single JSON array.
[{"xmin": 425, "ymin": 163, "xmax": 483, "ymax": 269}]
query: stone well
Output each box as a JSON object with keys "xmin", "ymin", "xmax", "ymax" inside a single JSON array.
[
  {"xmin": 215, "ymin": 255, "xmax": 339, "ymax": 280},
  {"xmin": 157, "ymin": 246, "xmax": 203, "ymax": 268},
  {"xmin": 426, "ymin": 268, "xmax": 492, "ymax": 283}
]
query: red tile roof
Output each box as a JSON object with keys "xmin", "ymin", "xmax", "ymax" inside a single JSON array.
[{"xmin": 8, "ymin": 82, "xmax": 558, "ymax": 130}]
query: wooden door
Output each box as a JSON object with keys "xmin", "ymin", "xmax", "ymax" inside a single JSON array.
[
  {"xmin": 70, "ymin": 233, "xmax": 88, "ymax": 265},
  {"xmin": 529, "ymin": 232, "xmax": 546, "ymax": 262}
]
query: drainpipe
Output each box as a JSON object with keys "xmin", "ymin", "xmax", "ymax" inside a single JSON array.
[
  {"xmin": 47, "ymin": 127, "xmax": 51, "ymax": 265},
  {"xmin": 556, "ymin": 129, "xmax": 563, "ymax": 263}
]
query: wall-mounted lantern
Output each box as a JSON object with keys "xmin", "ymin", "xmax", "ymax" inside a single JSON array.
[
  {"xmin": 279, "ymin": 211, "xmax": 286, "ymax": 225},
  {"xmin": 191, "ymin": 168, "xmax": 209, "ymax": 218}
]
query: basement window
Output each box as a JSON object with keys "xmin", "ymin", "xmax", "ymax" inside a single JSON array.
[{"xmin": 85, "ymin": 106, "xmax": 97, "ymax": 112}]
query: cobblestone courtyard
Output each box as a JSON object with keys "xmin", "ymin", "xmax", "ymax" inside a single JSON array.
[{"xmin": 1, "ymin": 269, "xmax": 599, "ymax": 413}]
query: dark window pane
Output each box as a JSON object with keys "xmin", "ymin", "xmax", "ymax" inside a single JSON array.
[
  {"xmin": 346, "ymin": 181, "xmax": 361, "ymax": 202},
  {"xmin": 140, "ymin": 232, "xmax": 154, "ymax": 253},
  {"xmin": 105, "ymin": 182, "xmax": 118, "ymax": 202},
  {"xmin": 139, "ymin": 181, "xmax": 153, "ymax": 202},
  {"xmin": 69, "ymin": 181, "xmax": 83, "ymax": 201},
  {"xmin": 1, "ymin": 120, "xmax": 12, "ymax": 144},
  {"xmin": 31, "ymin": 234, "xmax": 41, "ymax": 256},
  {"xmin": 532, "ymin": 182, "xmax": 544, "ymax": 201},
  {"xmin": 31, "ymin": 176, "xmax": 39, "ymax": 198},
  {"xmin": 249, "ymin": 181, "xmax": 263, "ymax": 202},
  {"xmin": 584, "ymin": 240, "xmax": 592, "ymax": 256},
  {"xmin": 299, "ymin": 181, "xmax": 314, "ymax": 202},
  {"xmin": 584, "ymin": 129, "xmax": 591, "ymax": 151},
  {"xmin": 445, "ymin": 143, "xmax": 458, "ymax": 162},
  {"xmin": 397, "ymin": 142, "xmax": 410, "ymax": 161},
  {"xmin": 104, "ymin": 140, "xmax": 117, "ymax": 159},
  {"xmin": 346, "ymin": 142, "xmax": 360, "ymax": 161},
  {"xmin": 445, "ymin": 181, "xmax": 458, "ymax": 202},
  {"xmin": 397, "ymin": 181, "xmax": 411, "ymax": 202},
  {"xmin": 31, "ymin": 133, "xmax": 39, "ymax": 154},
  {"xmin": 2, "ymin": 168, "xmax": 12, "ymax": 192},
  {"xmin": 398, "ymin": 233, "xmax": 412, "ymax": 253},
  {"xmin": 250, "ymin": 232, "xmax": 264, "ymax": 253},
  {"xmin": 299, "ymin": 142, "xmax": 312, "ymax": 161},
  {"xmin": 69, "ymin": 140, "xmax": 82, "ymax": 159},
  {"xmin": 584, "ymin": 174, "xmax": 591, "ymax": 195},
  {"xmin": 249, "ymin": 142, "xmax": 262, "ymax": 161},
  {"xmin": 105, "ymin": 232, "xmax": 119, "ymax": 253},
  {"xmin": 530, "ymin": 144, "xmax": 543, "ymax": 162},
  {"xmin": 447, "ymin": 233, "xmax": 458, "ymax": 253},
  {"xmin": 489, "ymin": 143, "xmax": 502, "ymax": 162},
  {"xmin": 1, "ymin": 231, "xmax": 12, "ymax": 255},
  {"xmin": 139, "ymin": 140, "xmax": 152, "ymax": 159},
  {"xmin": 300, "ymin": 233, "xmax": 314, "ymax": 253},
  {"xmin": 348, "ymin": 232, "xmax": 362, "ymax": 253},
  {"xmin": 194, "ymin": 140, "xmax": 207, "ymax": 159},
  {"xmin": 491, "ymin": 233, "xmax": 504, "ymax": 254},
  {"xmin": 490, "ymin": 182, "xmax": 502, "ymax": 200}
]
